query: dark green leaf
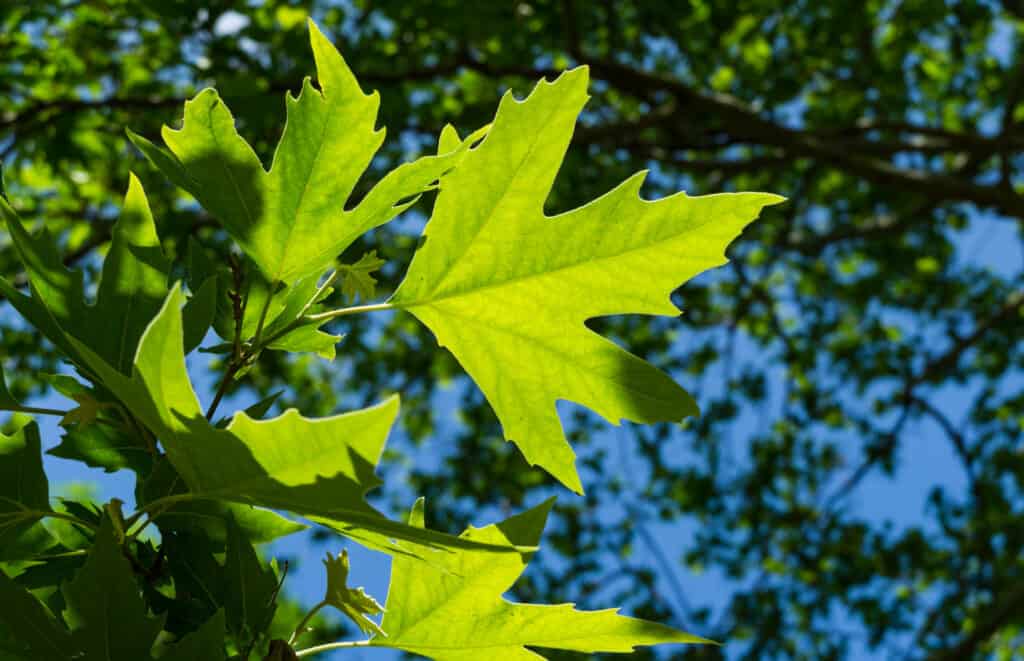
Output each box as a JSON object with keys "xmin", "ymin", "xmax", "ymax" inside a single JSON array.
[
  {"xmin": 0, "ymin": 568, "xmax": 77, "ymax": 661},
  {"xmin": 62, "ymin": 518, "xmax": 165, "ymax": 660},
  {"xmin": 0, "ymin": 422, "xmax": 55, "ymax": 560},
  {"xmin": 182, "ymin": 276, "xmax": 218, "ymax": 355},
  {"xmin": 159, "ymin": 610, "xmax": 226, "ymax": 660},
  {"xmin": 224, "ymin": 517, "xmax": 278, "ymax": 643}
]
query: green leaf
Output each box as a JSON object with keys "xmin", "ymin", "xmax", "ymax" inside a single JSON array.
[
  {"xmin": 159, "ymin": 610, "xmax": 225, "ymax": 660},
  {"xmin": 128, "ymin": 19, "xmax": 466, "ymax": 288},
  {"xmin": 2, "ymin": 175, "xmax": 171, "ymax": 375},
  {"xmin": 182, "ymin": 276, "xmax": 218, "ymax": 354},
  {"xmin": 321, "ymin": 550, "xmax": 384, "ymax": 636},
  {"xmin": 0, "ymin": 568, "xmax": 77, "ymax": 661},
  {"xmin": 42, "ymin": 375, "xmax": 152, "ymax": 475},
  {"xmin": 199, "ymin": 258, "xmax": 340, "ymax": 360},
  {"xmin": 0, "ymin": 367, "xmax": 20, "ymax": 412},
  {"xmin": 224, "ymin": 517, "xmax": 279, "ymax": 643},
  {"xmin": 157, "ymin": 529, "xmax": 226, "ymax": 631},
  {"xmin": 338, "ymin": 250, "xmax": 386, "ymax": 303},
  {"xmin": 58, "ymin": 393, "xmax": 103, "ymax": 428},
  {"xmin": 0, "ymin": 199, "xmax": 88, "ymax": 364},
  {"xmin": 91, "ymin": 173, "xmax": 171, "ymax": 373},
  {"xmin": 62, "ymin": 517, "xmax": 165, "ymax": 660},
  {"xmin": 392, "ymin": 69, "xmax": 783, "ymax": 492},
  {"xmin": 216, "ymin": 391, "xmax": 282, "ymax": 429},
  {"xmin": 70, "ymin": 287, "xmax": 525, "ymax": 557},
  {"xmin": 48, "ymin": 420, "xmax": 153, "ymax": 475},
  {"xmin": 140, "ymin": 457, "xmax": 306, "ymax": 546},
  {"xmin": 371, "ymin": 498, "xmax": 712, "ymax": 659},
  {"xmin": 185, "ymin": 238, "xmax": 235, "ymax": 343},
  {"xmin": 0, "ymin": 422, "xmax": 56, "ymax": 560},
  {"xmin": 265, "ymin": 323, "xmax": 340, "ymax": 360}
]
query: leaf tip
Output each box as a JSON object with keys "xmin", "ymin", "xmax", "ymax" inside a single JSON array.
[{"xmin": 408, "ymin": 497, "xmax": 426, "ymax": 528}]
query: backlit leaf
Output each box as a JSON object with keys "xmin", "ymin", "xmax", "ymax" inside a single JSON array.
[
  {"xmin": 127, "ymin": 20, "xmax": 466, "ymax": 288},
  {"xmin": 392, "ymin": 69, "xmax": 783, "ymax": 492},
  {"xmin": 370, "ymin": 498, "xmax": 711, "ymax": 659},
  {"xmin": 70, "ymin": 287, "xmax": 527, "ymax": 557}
]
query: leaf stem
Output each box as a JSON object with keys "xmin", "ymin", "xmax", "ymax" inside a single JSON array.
[
  {"xmin": 251, "ymin": 285, "xmax": 277, "ymax": 349},
  {"xmin": 260, "ymin": 297, "xmax": 389, "ymax": 350},
  {"xmin": 294, "ymin": 640, "xmax": 372, "ymax": 657},
  {"xmin": 6, "ymin": 405, "xmax": 69, "ymax": 417},
  {"xmin": 205, "ymin": 360, "xmax": 241, "ymax": 420},
  {"xmin": 208, "ymin": 277, "xmax": 387, "ymax": 421},
  {"xmin": 288, "ymin": 599, "xmax": 329, "ymax": 645},
  {"xmin": 0, "ymin": 507, "xmax": 97, "ymax": 534},
  {"xmin": 41, "ymin": 509, "xmax": 99, "ymax": 533},
  {"xmin": 302, "ymin": 269, "xmax": 338, "ymax": 318},
  {"xmin": 124, "ymin": 493, "xmax": 195, "ymax": 529},
  {"xmin": 304, "ymin": 302, "xmax": 393, "ymax": 324}
]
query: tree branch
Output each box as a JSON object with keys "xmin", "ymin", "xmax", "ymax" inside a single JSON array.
[{"xmin": 923, "ymin": 581, "xmax": 1024, "ymax": 661}]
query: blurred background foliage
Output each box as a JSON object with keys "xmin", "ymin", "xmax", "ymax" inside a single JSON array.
[{"xmin": 2, "ymin": 1, "xmax": 1023, "ymax": 659}]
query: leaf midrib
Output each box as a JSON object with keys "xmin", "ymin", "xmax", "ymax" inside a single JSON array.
[
  {"xmin": 432, "ymin": 305, "xmax": 686, "ymax": 411},
  {"xmin": 413, "ymin": 87, "xmax": 579, "ymax": 302},
  {"xmin": 269, "ymin": 89, "xmax": 335, "ymax": 283},
  {"xmin": 398, "ymin": 210, "xmax": 726, "ymax": 311}
]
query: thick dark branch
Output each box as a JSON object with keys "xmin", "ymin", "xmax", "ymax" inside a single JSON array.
[
  {"xmin": 7, "ymin": 55, "xmax": 1022, "ymax": 218},
  {"xmin": 584, "ymin": 58, "xmax": 1024, "ymax": 218}
]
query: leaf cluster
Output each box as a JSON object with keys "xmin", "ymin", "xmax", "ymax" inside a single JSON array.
[{"xmin": 0, "ymin": 18, "xmax": 777, "ymax": 660}]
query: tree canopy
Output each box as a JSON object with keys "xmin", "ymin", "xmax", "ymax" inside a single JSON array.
[{"xmin": 2, "ymin": 2, "xmax": 1022, "ymax": 659}]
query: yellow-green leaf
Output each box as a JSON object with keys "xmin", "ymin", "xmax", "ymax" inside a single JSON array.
[
  {"xmin": 68, "ymin": 287, "xmax": 527, "ymax": 557},
  {"xmin": 369, "ymin": 498, "xmax": 712, "ymax": 659},
  {"xmin": 128, "ymin": 20, "xmax": 466, "ymax": 288},
  {"xmin": 392, "ymin": 68, "xmax": 783, "ymax": 492}
]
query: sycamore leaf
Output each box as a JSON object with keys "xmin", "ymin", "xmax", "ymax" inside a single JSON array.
[
  {"xmin": 0, "ymin": 203, "xmax": 89, "ymax": 366},
  {"xmin": 182, "ymin": 275, "xmax": 218, "ymax": 354},
  {"xmin": 339, "ymin": 250, "xmax": 386, "ymax": 303},
  {"xmin": 192, "ymin": 244, "xmax": 341, "ymax": 360},
  {"xmin": 0, "ymin": 422, "xmax": 56, "ymax": 560},
  {"xmin": 59, "ymin": 393, "xmax": 103, "ymax": 428},
  {"xmin": 0, "ymin": 175, "xmax": 218, "ymax": 380},
  {"xmin": 1, "ymin": 175, "xmax": 170, "ymax": 375},
  {"xmin": 368, "ymin": 498, "xmax": 711, "ymax": 659},
  {"xmin": 391, "ymin": 69, "xmax": 783, "ymax": 492},
  {"xmin": 127, "ymin": 19, "xmax": 465, "ymax": 288},
  {"xmin": 0, "ymin": 568, "xmax": 77, "ymax": 661},
  {"xmin": 48, "ymin": 422, "xmax": 153, "ymax": 475},
  {"xmin": 321, "ymin": 550, "xmax": 385, "ymax": 636},
  {"xmin": 0, "ymin": 367, "xmax": 20, "ymax": 411},
  {"xmin": 216, "ymin": 391, "xmax": 283, "ymax": 428},
  {"xmin": 159, "ymin": 610, "xmax": 225, "ymax": 660},
  {"xmin": 265, "ymin": 322, "xmax": 340, "ymax": 360},
  {"xmin": 138, "ymin": 457, "xmax": 306, "ymax": 545},
  {"xmin": 69, "ymin": 286, "xmax": 527, "ymax": 557},
  {"xmin": 43, "ymin": 374, "xmax": 153, "ymax": 475},
  {"xmin": 92, "ymin": 173, "xmax": 172, "ymax": 373},
  {"xmin": 62, "ymin": 517, "xmax": 165, "ymax": 660},
  {"xmin": 156, "ymin": 529, "xmax": 226, "ymax": 629},
  {"xmin": 224, "ymin": 517, "xmax": 279, "ymax": 642}
]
